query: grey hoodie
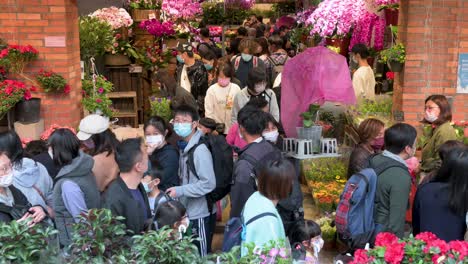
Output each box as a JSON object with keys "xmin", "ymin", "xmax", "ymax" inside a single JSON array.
[
  {"xmin": 174, "ymin": 130, "xmax": 216, "ymax": 220},
  {"xmin": 13, "ymin": 158, "xmax": 53, "ymax": 209}
]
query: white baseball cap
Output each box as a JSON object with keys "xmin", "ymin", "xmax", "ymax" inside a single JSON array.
[{"xmin": 76, "ymin": 114, "xmax": 110, "ymax": 141}]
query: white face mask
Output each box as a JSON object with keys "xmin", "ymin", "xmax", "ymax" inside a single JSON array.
[
  {"xmin": 0, "ymin": 172, "xmax": 14, "ymax": 187},
  {"xmin": 146, "ymin": 135, "xmax": 164, "ymax": 149},
  {"xmin": 424, "ymin": 111, "xmax": 438, "ymax": 123},
  {"xmin": 254, "ymin": 83, "xmax": 266, "ymax": 94},
  {"xmin": 263, "ymin": 130, "xmax": 279, "ymax": 143},
  {"xmin": 48, "ymin": 147, "xmax": 53, "ymax": 159}
]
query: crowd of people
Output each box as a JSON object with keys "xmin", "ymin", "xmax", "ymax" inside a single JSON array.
[{"xmin": 0, "ymin": 13, "xmax": 466, "ymax": 264}]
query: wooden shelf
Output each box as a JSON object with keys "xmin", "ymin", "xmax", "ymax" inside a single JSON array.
[{"xmin": 108, "ymin": 91, "xmax": 137, "ymax": 99}]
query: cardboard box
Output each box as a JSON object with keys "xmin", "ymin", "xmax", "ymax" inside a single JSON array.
[{"xmin": 14, "ymin": 119, "xmax": 44, "ymax": 140}]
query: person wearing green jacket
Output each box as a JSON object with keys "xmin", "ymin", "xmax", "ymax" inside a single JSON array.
[
  {"xmin": 372, "ymin": 123, "xmax": 417, "ymax": 238},
  {"xmin": 420, "ymin": 95, "xmax": 458, "ymax": 176}
]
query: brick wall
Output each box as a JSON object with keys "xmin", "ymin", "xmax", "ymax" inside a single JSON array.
[
  {"xmin": 0, "ymin": 0, "xmax": 82, "ymax": 128},
  {"xmin": 396, "ymin": 0, "xmax": 468, "ymax": 127}
]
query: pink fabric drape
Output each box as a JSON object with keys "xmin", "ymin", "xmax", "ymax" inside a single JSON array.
[{"xmin": 281, "ymin": 46, "xmax": 356, "ymax": 138}]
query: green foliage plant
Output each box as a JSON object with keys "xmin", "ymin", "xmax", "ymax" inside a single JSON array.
[
  {"xmin": 301, "ymin": 104, "xmax": 321, "ymax": 128},
  {"xmin": 379, "ymin": 43, "xmax": 406, "ymax": 64},
  {"xmin": 81, "ymin": 74, "xmax": 115, "ymax": 117}
]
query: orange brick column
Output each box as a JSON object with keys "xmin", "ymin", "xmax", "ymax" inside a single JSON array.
[
  {"xmin": 396, "ymin": 0, "xmax": 468, "ymax": 127},
  {"xmin": 0, "ymin": 0, "xmax": 82, "ymax": 128}
]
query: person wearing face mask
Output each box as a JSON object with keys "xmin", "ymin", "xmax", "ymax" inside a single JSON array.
[
  {"xmin": 205, "ymin": 62, "xmax": 241, "ymax": 134},
  {"xmin": 420, "ymin": 95, "xmax": 457, "ymax": 179},
  {"xmin": 347, "ymin": 118, "xmax": 385, "ymax": 179},
  {"xmin": 76, "ymin": 114, "xmax": 120, "ymax": 193},
  {"xmin": 231, "ymin": 67, "xmax": 280, "ymax": 124},
  {"xmin": 231, "ymin": 38, "xmax": 266, "ymax": 88},
  {"xmin": 371, "ymin": 123, "xmax": 417, "ymax": 238},
  {"xmin": 290, "ymin": 220, "xmax": 324, "ymax": 263},
  {"xmin": 175, "ymin": 43, "xmax": 209, "ymax": 116},
  {"xmin": 141, "ymin": 169, "xmax": 167, "ymax": 219},
  {"xmin": 166, "ymin": 105, "xmax": 216, "ymax": 257},
  {"xmin": 0, "ymin": 136, "xmax": 47, "ymax": 225},
  {"xmin": 144, "ymin": 116, "xmax": 179, "ymax": 192},
  {"xmin": 200, "ymin": 50, "xmax": 217, "ymax": 85},
  {"xmin": 103, "ymin": 138, "xmax": 152, "ymax": 235},
  {"xmin": 351, "ymin": 43, "xmax": 376, "ymax": 101}
]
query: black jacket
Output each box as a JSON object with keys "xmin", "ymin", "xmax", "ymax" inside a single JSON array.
[
  {"xmin": 149, "ymin": 144, "xmax": 180, "ymax": 192},
  {"xmin": 0, "ymin": 186, "xmax": 31, "ymax": 223},
  {"xmin": 413, "ymin": 182, "xmax": 466, "ymax": 242},
  {"xmin": 34, "ymin": 152, "xmax": 61, "ymax": 179},
  {"xmin": 176, "ymin": 60, "xmax": 209, "ymax": 113},
  {"xmin": 103, "ymin": 176, "xmax": 152, "ymax": 235}
]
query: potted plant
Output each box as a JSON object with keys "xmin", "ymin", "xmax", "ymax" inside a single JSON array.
[
  {"xmin": 0, "ymin": 80, "xmax": 37, "ymax": 123},
  {"xmin": 316, "ymin": 214, "xmax": 337, "ymax": 249},
  {"xmin": 297, "ymin": 104, "xmax": 323, "ymax": 153},
  {"xmin": 36, "ymin": 69, "xmax": 71, "ymax": 94},
  {"xmin": 79, "ymin": 16, "xmax": 114, "ymax": 74},
  {"xmin": 104, "ymin": 34, "xmax": 143, "ymax": 66},
  {"xmin": 379, "ymin": 43, "xmax": 405, "ymax": 72},
  {"xmin": 150, "ymin": 96, "xmax": 172, "ymax": 122},
  {"xmin": 0, "ymin": 44, "xmax": 38, "ymax": 75},
  {"xmin": 376, "ymin": 0, "xmax": 400, "ymax": 26},
  {"xmin": 347, "ymin": 94, "xmax": 394, "ymax": 129},
  {"xmin": 0, "ymin": 219, "xmax": 58, "ymax": 263},
  {"xmin": 127, "ymin": 0, "xmax": 161, "ymax": 22},
  {"xmin": 81, "ymin": 75, "xmax": 115, "ymax": 117}
]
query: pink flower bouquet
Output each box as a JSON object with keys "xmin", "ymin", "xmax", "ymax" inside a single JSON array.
[
  {"xmin": 90, "ymin": 6, "xmax": 133, "ymax": 30},
  {"xmin": 139, "ymin": 19, "xmax": 175, "ymax": 38},
  {"xmin": 161, "ymin": 0, "xmax": 202, "ymax": 20}
]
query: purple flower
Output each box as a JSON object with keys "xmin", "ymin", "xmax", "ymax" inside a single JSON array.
[
  {"xmin": 269, "ymin": 248, "xmax": 279, "ymax": 257},
  {"xmin": 279, "ymin": 248, "xmax": 288, "ymax": 258}
]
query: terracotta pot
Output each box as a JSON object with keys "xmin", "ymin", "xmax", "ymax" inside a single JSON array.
[
  {"xmin": 326, "ymin": 37, "xmax": 351, "ymax": 57},
  {"xmin": 104, "ymin": 54, "xmax": 131, "ymax": 66},
  {"xmin": 130, "ymin": 9, "xmax": 159, "ymax": 22},
  {"xmin": 384, "ymin": 8, "xmax": 399, "ymax": 26}
]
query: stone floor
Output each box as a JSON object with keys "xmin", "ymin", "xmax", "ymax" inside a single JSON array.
[{"xmin": 212, "ymin": 185, "xmax": 338, "ymax": 263}]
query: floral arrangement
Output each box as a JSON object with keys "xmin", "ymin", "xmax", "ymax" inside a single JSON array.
[
  {"xmin": 0, "ymin": 80, "xmax": 36, "ymax": 119},
  {"xmin": 150, "ymin": 96, "xmax": 172, "ymax": 122},
  {"xmin": 106, "ymin": 33, "xmax": 143, "ymax": 62},
  {"xmin": 351, "ymin": 232, "xmax": 468, "ymax": 264},
  {"xmin": 376, "ymin": 0, "xmax": 399, "ymax": 10},
  {"xmin": 316, "ymin": 214, "xmax": 336, "ymax": 242},
  {"xmin": 139, "ymin": 19, "xmax": 175, "ymax": 38},
  {"xmin": 161, "ymin": 0, "xmax": 202, "ymax": 21},
  {"xmin": 208, "ymin": 26, "xmax": 223, "ymax": 37},
  {"xmin": 174, "ymin": 21, "xmax": 199, "ymax": 39},
  {"xmin": 90, "ymin": 6, "xmax": 133, "ymax": 30},
  {"xmin": 140, "ymin": 42, "xmax": 175, "ymax": 70},
  {"xmin": 41, "ymin": 124, "xmax": 76, "ymax": 140},
  {"xmin": 36, "ymin": 69, "xmax": 70, "ymax": 94},
  {"xmin": 0, "ymin": 44, "xmax": 38, "ymax": 74},
  {"xmin": 225, "ymin": 0, "xmax": 255, "ymax": 10},
  {"xmin": 81, "ymin": 75, "xmax": 114, "ymax": 117},
  {"xmin": 347, "ymin": 95, "xmax": 393, "ymax": 128},
  {"xmin": 304, "ymin": 157, "xmax": 347, "ymax": 212},
  {"xmin": 126, "ymin": 0, "xmax": 160, "ymax": 9},
  {"xmin": 379, "ymin": 43, "xmax": 406, "ymax": 63},
  {"xmin": 349, "ymin": 12, "xmax": 385, "ymax": 51},
  {"xmin": 296, "ymin": 7, "xmax": 317, "ymax": 24}
]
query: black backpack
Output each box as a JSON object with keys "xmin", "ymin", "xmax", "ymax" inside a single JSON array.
[
  {"xmin": 198, "ymin": 41, "xmax": 223, "ymax": 59},
  {"xmin": 187, "ymin": 134, "xmax": 233, "ymax": 213}
]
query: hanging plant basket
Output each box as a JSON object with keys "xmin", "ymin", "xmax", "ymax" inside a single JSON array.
[
  {"xmin": 384, "ymin": 8, "xmax": 399, "ymax": 26},
  {"xmin": 388, "ymin": 60, "xmax": 404, "ymax": 72},
  {"xmin": 15, "ymin": 98, "xmax": 41, "ymax": 124},
  {"xmin": 326, "ymin": 37, "xmax": 351, "ymax": 57},
  {"xmin": 104, "ymin": 54, "xmax": 131, "ymax": 66}
]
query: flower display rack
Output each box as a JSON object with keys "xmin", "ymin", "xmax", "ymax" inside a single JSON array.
[{"xmin": 283, "ymin": 138, "xmax": 340, "ymax": 160}]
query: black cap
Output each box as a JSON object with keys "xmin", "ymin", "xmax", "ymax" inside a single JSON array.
[{"xmin": 177, "ymin": 42, "xmax": 193, "ymax": 53}]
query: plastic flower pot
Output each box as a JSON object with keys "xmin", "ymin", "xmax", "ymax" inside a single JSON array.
[
  {"xmin": 104, "ymin": 54, "xmax": 131, "ymax": 66},
  {"xmin": 384, "ymin": 8, "xmax": 399, "ymax": 26},
  {"xmin": 325, "ymin": 37, "xmax": 351, "ymax": 57},
  {"xmin": 15, "ymin": 98, "xmax": 41, "ymax": 124},
  {"xmin": 388, "ymin": 60, "xmax": 404, "ymax": 72}
]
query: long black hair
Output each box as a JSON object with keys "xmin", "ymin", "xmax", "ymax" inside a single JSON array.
[
  {"xmin": 88, "ymin": 129, "xmax": 119, "ymax": 157},
  {"xmin": 48, "ymin": 128, "xmax": 81, "ymax": 167},
  {"xmin": 433, "ymin": 146, "xmax": 468, "ymax": 215}
]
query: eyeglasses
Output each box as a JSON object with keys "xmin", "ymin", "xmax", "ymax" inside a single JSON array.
[{"xmin": 0, "ymin": 163, "xmax": 12, "ymax": 177}]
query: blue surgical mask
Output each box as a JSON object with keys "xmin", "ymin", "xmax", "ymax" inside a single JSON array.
[
  {"xmin": 177, "ymin": 55, "xmax": 185, "ymax": 64},
  {"xmin": 174, "ymin": 122, "xmax": 193, "ymax": 138},
  {"xmin": 142, "ymin": 182, "xmax": 151, "ymax": 193},
  {"xmin": 241, "ymin": 53, "xmax": 252, "ymax": 62},
  {"xmin": 204, "ymin": 64, "xmax": 213, "ymax": 71}
]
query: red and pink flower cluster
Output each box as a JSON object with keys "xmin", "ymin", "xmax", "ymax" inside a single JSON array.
[
  {"xmin": 375, "ymin": 0, "xmax": 400, "ymax": 6},
  {"xmin": 139, "ymin": 19, "xmax": 175, "ymax": 38},
  {"xmin": 350, "ymin": 232, "xmax": 468, "ymax": 264},
  {"xmin": 0, "ymin": 44, "xmax": 38, "ymax": 58}
]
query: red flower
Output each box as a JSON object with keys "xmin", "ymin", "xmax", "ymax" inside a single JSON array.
[
  {"xmin": 0, "ymin": 48, "xmax": 9, "ymax": 58},
  {"xmin": 384, "ymin": 242, "xmax": 405, "ymax": 264},
  {"xmin": 96, "ymin": 98, "xmax": 102, "ymax": 103},
  {"xmin": 350, "ymin": 249, "xmax": 372, "ymax": 264},
  {"xmin": 23, "ymin": 90, "xmax": 32, "ymax": 100},
  {"xmin": 415, "ymin": 232, "xmax": 438, "ymax": 244},
  {"xmin": 449, "ymin": 241, "xmax": 468, "ymax": 259},
  {"xmin": 386, "ymin": 71, "xmax": 395, "ymax": 80},
  {"xmin": 115, "ymin": 33, "xmax": 121, "ymax": 39},
  {"xmin": 63, "ymin": 84, "xmax": 71, "ymax": 94},
  {"xmin": 29, "ymin": 86, "xmax": 37, "ymax": 92},
  {"xmin": 375, "ymin": 232, "xmax": 399, "ymax": 247},
  {"xmin": 424, "ymin": 239, "xmax": 449, "ymax": 255},
  {"xmin": 4, "ymin": 86, "xmax": 13, "ymax": 95}
]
